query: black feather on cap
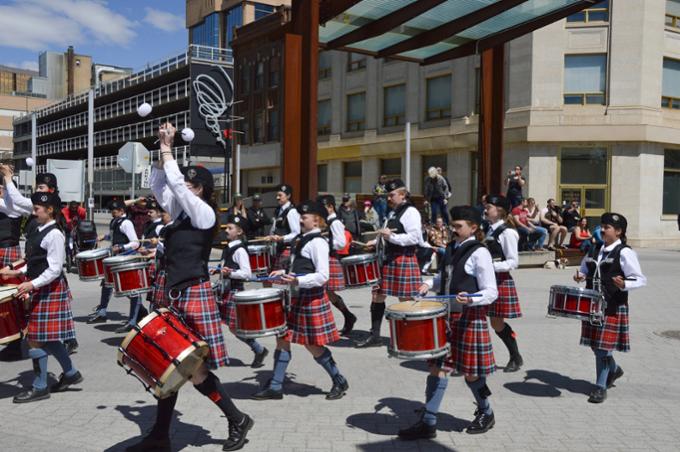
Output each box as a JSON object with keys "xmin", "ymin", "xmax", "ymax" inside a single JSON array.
[
  {"xmin": 317, "ymin": 194, "xmax": 336, "ymax": 208},
  {"xmin": 278, "ymin": 184, "xmax": 293, "ymax": 197},
  {"xmin": 225, "ymin": 213, "xmax": 249, "ymax": 230},
  {"xmin": 450, "ymin": 205, "xmax": 482, "ymax": 226},
  {"xmin": 601, "ymin": 212, "xmax": 627, "ymax": 233},
  {"xmin": 385, "ymin": 179, "xmax": 406, "ymax": 192},
  {"xmin": 181, "ymin": 166, "xmax": 214, "ymax": 191},
  {"xmin": 36, "ymin": 173, "xmax": 58, "ymax": 189},
  {"xmin": 297, "ymin": 200, "xmax": 327, "ymax": 219},
  {"xmin": 31, "ymin": 191, "xmax": 61, "ymax": 209},
  {"xmin": 485, "ymin": 193, "xmax": 511, "ymax": 212},
  {"xmin": 107, "ymin": 199, "xmax": 125, "ymax": 211}
]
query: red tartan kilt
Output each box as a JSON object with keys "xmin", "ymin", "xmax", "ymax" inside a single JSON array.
[
  {"xmin": 326, "ymin": 256, "xmax": 346, "ymax": 292},
  {"xmin": 150, "ymin": 269, "xmax": 167, "ymax": 309},
  {"xmin": 27, "ymin": 278, "xmax": 76, "ymax": 343},
  {"xmin": 283, "ymin": 287, "xmax": 340, "ymax": 346},
  {"xmin": 487, "ymin": 272, "xmax": 522, "ymax": 318},
  {"xmin": 148, "ymin": 262, "xmax": 156, "ymax": 281},
  {"xmin": 218, "ymin": 291, "xmax": 237, "ymax": 330},
  {"xmin": 168, "ymin": 281, "xmax": 229, "ymax": 369},
  {"xmin": 272, "ymin": 247, "xmax": 291, "ymax": 271},
  {"xmin": 0, "ymin": 245, "xmax": 21, "ymax": 268},
  {"xmin": 375, "ymin": 254, "xmax": 421, "ymax": 298},
  {"xmin": 580, "ymin": 304, "xmax": 630, "ymax": 352},
  {"xmin": 436, "ymin": 306, "xmax": 495, "ymax": 377}
]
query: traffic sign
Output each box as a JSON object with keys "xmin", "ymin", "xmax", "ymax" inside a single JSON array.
[{"xmin": 118, "ymin": 142, "xmax": 150, "ymax": 174}]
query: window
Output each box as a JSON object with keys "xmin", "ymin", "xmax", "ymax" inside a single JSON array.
[
  {"xmin": 254, "ymin": 62, "xmax": 264, "ymax": 91},
  {"xmin": 269, "ymin": 57, "xmax": 280, "ymax": 87},
  {"xmin": 268, "ymin": 108, "xmax": 279, "ymax": 141},
  {"xmin": 319, "ymin": 52, "xmax": 332, "ymax": 79},
  {"xmin": 383, "ymin": 84, "xmax": 405, "ymax": 127},
  {"xmin": 564, "ymin": 54, "xmax": 607, "ymax": 105},
  {"xmin": 664, "ymin": 150, "xmax": 680, "ymax": 214},
  {"xmin": 239, "ymin": 63, "xmax": 250, "ymax": 94},
  {"xmin": 254, "ymin": 111, "xmax": 264, "ymax": 143},
  {"xmin": 347, "ymin": 53, "xmax": 366, "ymax": 72},
  {"xmin": 666, "ymin": 0, "xmax": 680, "ymax": 29},
  {"xmin": 318, "ymin": 164, "xmax": 328, "ymax": 192},
  {"xmin": 318, "ymin": 99, "xmax": 331, "ymax": 135},
  {"xmin": 567, "ymin": 0, "xmax": 609, "ymax": 23},
  {"xmin": 254, "ymin": 3, "xmax": 275, "ymax": 20},
  {"xmin": 662, "ymin": 58, "xmax": 680, "ymax": 109},
  {"xmin": 191, "ymin": 13, "xmax": 220, "ymax": 47},
  {"xmin": 426, "ymin": 75, "xmax": 452, "ymax": 120},
  {"xmin": 422, "ymin": 155, "xmax": 448, "ymax": 181},
  {"xmin": 381, "ymin": 158, "xmax": 401, "ymax": 180},
  {"xmin": 225, "ymin": 6, "xmax": 244, "ymax": 48},
  {"xmin": 560, "ymin": 148, "xmax": 608, "ymax": 185},
  {"xmin": 347, "ymin": 93, "xmax": 365, "ymax": 132},
  {"xmin": 343, "ymin": 161, "xmax": 362, "ymax": 193}
]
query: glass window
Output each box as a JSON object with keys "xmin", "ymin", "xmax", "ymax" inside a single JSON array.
[
  {"xmin": 344, "ymin": 161, "xmax": 362, "ymax": 193},
  {"xmin": 191, "ymin": 12, "xmax": 220, "ymax": 47},
  {"xmin": 318, "ymin": 99, "xmax": 331, "ymax": 135},
  {"xmin": 268, "ymin": 108, "xmax": 279, "ymax": 142},
  {"xmin": 225, "ymin": 6, "xmax": 244, "ymax": 48},
  {"xmin": 254, "ymin": 111, "xmax": 264, "ymax": 143},
  {"xmin": 319, "ymin": 51, "xmax": 332, "ymax": 79},
  {"xmin": 567, "ymin": 0, "xmax": 609, "ymax": 23},
  {"xmin": 426, "ymin": 75, "xmax": 452, "ymax": 121},
  {"xmin": 664, "ymin": 150, "xmax": 680, "ymax": 214},
  {"xmin": 347, "ymin": 52, "xmax": 366, "ymax": 72},
  {"xmin": 254, "ymin": 61, "xmax": 264, "ymax": 91},
  {"xmin": 564, "ymin": 54, "xmax": 607, "ymax": 105},
  {"xmin": 269, "ymin": 56, "xmax": 280, "ymax": 87},
  {"xmin": 560, "ymin": 148, "xmax": 608, "ymax": 185},
  {"xmin": 254, "ymin": 3, "xmax": 275, "ymax": 20},
  {"xmin": 384, "ymin": 84, "xmax": 405, "ymax": 127},
  {"xmin": 318, "ymin": 164, "xmax": 328, "ymax": 192},
  {"xmin": 381, "ymin": 158, "xmax": 401, "ymax": 179},
  {"xmin": 347, "ymin": 93, "xmax": 366, "ymax": 132},
  {"xmin": 667, "ymin": 0, "xmax": 680, "ymax": 29},
  {"xmin": 662, "ymin": 58, "xmax": 680, "ymax": 109}
]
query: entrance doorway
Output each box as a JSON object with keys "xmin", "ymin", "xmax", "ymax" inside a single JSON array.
[{"xmin": 558, "ymin": 147, "xmax": 610, "ymax": 223}]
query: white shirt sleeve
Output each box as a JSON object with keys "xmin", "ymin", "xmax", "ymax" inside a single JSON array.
[
  {"xmin": 579, "ymin": 255, "xmax": 590, "ymax": 276},
  {"xmin": 282, "ymin": 208, "xmax": 301, "ymax": 244},
  {"xmin": 493, "ymin": 228, "xmax": 519, "ymax": 273},
  {"xmin": 150, "ymin": 166, "xmax": 175, "ymax": 215},
  {"xmin": 119, "ymin": 219, "xmax": 140, "ymax": 251},
  {"xmin": 386, "ymin": 207, "xmax": 421, "ymax": 247},
  {"xmin": 330, "ymin": 219, "xmax": 346, "ymax": 250},
  {"xmin": 160, "ymin": 160, "xmax": 216, "ymax": 230},
  {"xmin": 466, "ymin": 247, "xmax": 499, "ymax": 307},
  {"xmin": 5, "ymin": 181, "xmax": 33, "ymax": 216},
  {"xmin": 620, "ymin": 248, "xmax": 647, "ymax": 291},
  {"xmin": 229, "ymin": 247, "xmax": 252, "ymax": 280},
  {"xmin": 297, "ymin": 237, "xmax": 329, "ymax": 288},
  {"xmin": 31, "ymin": 229, "xmax": 65, "ymax": 288}
]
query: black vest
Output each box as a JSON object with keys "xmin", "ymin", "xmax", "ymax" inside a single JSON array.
[
  {"xmin": 143, "ymin": 220, "xmax": 161, "ymax": 240},
  {"xmin": 484, "ymin": 223, "xmax": 509, "ymax": 261},
  {"xmin": 327, "ymin": 217, "xmax": 339, "ymax": 258},
  {"xmin": 0, "ymin": 212, "xmax": 21, "ymax": 247},
  {"xmin": 439, "ymin": 240, "xmax": 483, "ymax": 297},
  {"xmin": 291, "ymin": 232, "xmax": 322, "ymax": 275},
  {"xmin": 25, "ymin": 223, "xmax": 61, "ymax": 280},
  {"xmin": 585, "ymin": 243, "xmax": 629, "ymax": 315},
  {"xmin": 155, "ymin": 224, "xmax": 168, "ymax": 270},
  {"xmin": 273, "ymin": 204, "xmax": 294, "ymax": 237},
  {"xmin": 385, "ymin": 202, "xmax": 417, "ymax": 260},
  {"xmin": 164, "ymin": 213, "xmax": 214, "ymax": 290},
  {"xmin": 110, "ymin": 217, "xmax": 130, "ymax": 246},
  {"xmin": 221, "ymin": 241, "xmax": 247, "ymax": 291}
]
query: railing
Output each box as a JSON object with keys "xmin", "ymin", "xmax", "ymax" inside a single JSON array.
[
  {"xmin": 346, "ymin": 120, "xmax": 365, "ymax": 132},
  {"xmin": 567, "ymin": 6, "xmax": 609, "ymax": 23},
  {"xmin": 318, "ymin": 124, "xmax": 331, "ymax": 135},
  {"xmin": 564, "ymin": 92, "xmax": 606, "ymax": 105},
  {"xmin": 425, "ymin": 108, "xmax": 451, "ymax": 121},
  {"xmin": 662, "ymin": 96, "xmax": 680, "ymax": 109},
  {"xmin": 666, "ymin": 14, "xmax": 680, "ymax": 30},
  {"xmin": 383, "ymin": 114, "xmax": 405, "ymax": 127}
]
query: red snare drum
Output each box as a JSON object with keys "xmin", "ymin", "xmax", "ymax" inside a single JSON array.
[
  {"xmin": 548, "ymin": 285, "xmax": 606, "ymax": 326},
  {"xmin": 0, "ymin": 286, "xmax": 26, "ymax": 345},
  {"xmin": 233, "ymin": 288, "xmax": 287, "ymax": 338},
  {"xmin": 117, "ymin": 308, "xmax": 209, "ymax": 398},
  {"xmin": 103, "ymin": 255, "xmax": 138, "ymax": 288},
  {"xmin": 1, "ymin": 261, "xmax": 26, "ymax": 286},
  {"xmin": 385, "ymin": 301, "xmax": 450, "ymax": 360},
  {"xmin": 111, "ymin": 260, "xmax": 152, "ymax": 298},
  {"xmin": 248, "ymin": 244, "xmax": 272, "ymax": 275},
  {"xmin": 75, "ymin": 248, "xmax": 110, "ymax": 281},
  {"xmin": 341, "ymin": 254, "xmax": 381, "ymax": 288}
]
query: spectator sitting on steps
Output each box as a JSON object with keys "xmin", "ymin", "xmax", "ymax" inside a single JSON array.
[{"xmin": 540, "ymin": 198, "xmax": 568, "ymax": 250}]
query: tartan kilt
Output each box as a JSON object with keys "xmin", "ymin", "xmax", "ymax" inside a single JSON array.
[
  {"xmin": 217, "ymin": 290, "xmax": 237, "ymax": 330},
  {"xmin": 168, "ymin": 280, "xmax": 229, "ymax": 369},
  {"xmin": 375, "ymin": 254, "xmax": 421, "ymax": 298},
  {"xmin": 272, "ymin": 247, "xmax": 292, "ymax": 271},
  {"xmin": 0, "ymin": 245, "xmax": 21, "ymax": 268},
  {"xmin": 150, "ymin": 269, "xmax": 167, "ymax": 309},
  {"xmin": 487, "ymin": 272, "xmax": 522, "ymax": 319},
  {"xmin": 437, "ymin": 307, "xmax": 496, "ymax": 377},
  {"xmin": 27, "ymin": 277, "xmax": 76, "ymax": 343},
  {"xmin": 326, "ymin": 256, "xmax": 346, "ymax": 292},
  {"xmin": 283, "ymin": 287, "xmax": 340, "ymax": 346},
  {"xmin": 580, "ymin": 304, "xmax": 630, "ymax": 352}
]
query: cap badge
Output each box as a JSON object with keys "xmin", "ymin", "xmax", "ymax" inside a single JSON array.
[{"xmin": 187, "ymin": 169, "xmax": 197, "ymax": 179}]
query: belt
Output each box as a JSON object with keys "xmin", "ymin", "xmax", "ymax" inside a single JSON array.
[{"xmin": 167, "ymin": 277, "xmax": 210, "ymax": 301}]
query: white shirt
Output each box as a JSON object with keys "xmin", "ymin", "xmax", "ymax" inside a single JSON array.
[
  {"xmin": 4, "ymin": 181, "xmax": 35, "ymax": 216},
  {"xmin": 487, "ymin": 220, "xmax": 519, "ymax": 273},
  {"xmin": 223, "ymin": 239, "xmax": 252, "ymax": 281},
  {"xmin": 327, "ymin": 213, "xmax": 346, "ymax": 251},
  {"xmin": 270, "ymin": 201, "xmax": 301, "ymax": 244},
  {"xmin": 21, "ymin": 220, "xmax": 65, "ymax": 289},
  {"xmin": 0, "ymin": 189, "xmax": 22, "ymax": 219},
  {"xmin": 295, "ymin": 228, "xmax": 329, "ymax": 289},
  {"xmin": 386, "ymin": 204, "xmax": 422, "ymax": 247},
  {"xmin": 424, "ymin": 237, "xmax": 498, "ymax": 307},
  {"xmin": 578, "ymin": 239, "xmax": 647, "ymax": 291},
  {"xmin": 150, "ymin": 160, "xmax": 216, "ymax": 230},
  {"xmin": 111, "ymin": 215, "xmax": 140, "ymax": 251}
]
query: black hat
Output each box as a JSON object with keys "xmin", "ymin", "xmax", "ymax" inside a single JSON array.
[
  {"xmin": 108, "ymin": 199, "xmax": 125, "ymax": 211},
  {"xmin": 318, "ymin": 194, "xmax": 336, "ymax": 208},
  {"xmin": 601, "ymin": 212, "xmax": 627, "ymax": 233},
  {"xmin": 36, "ymin": 173, "xmax": 57, "ymax": 189},
  {"xmin": 253, "ymin": 193, "xmax": 262, "ymax": 201},
  {"xmin": 181, "ymin": 166, "xmax": 214, "ymax": 191},
  {"xmin": 297, "ymin": 200, "xmax": 327, "ymax": 219},
  {"xmin": 278, "ymin": 184, "xmax": 293, "ymax": 197},
  {"xmin": 225, "ymin": 213, "xmax": 249, "ymax": 230},
  {"xmin": 485, "ymin": 193, "xmax": 511, "ymax": 212},
  {"xmin": 342, "ymin": 193, "xmax": 351, "ymax": 201},
  {"xmin": 31, "ymin": 192, "xmax": 61, "ymax": 209},
  {"xmin": 450, "ymin": 205, "xmax": 482, "ymax": 226},
  {"xmin": 386, "ymin": 179, "xmax": 406, "ymax": 192},
  {"xmin": 146, "ymin": 198, "xmax": 162, "ymax": 211}
]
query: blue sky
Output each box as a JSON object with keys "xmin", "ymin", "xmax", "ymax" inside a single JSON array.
[{"xmin": 0, "ymin": 0, "xmax": 188, "ymax": 72}]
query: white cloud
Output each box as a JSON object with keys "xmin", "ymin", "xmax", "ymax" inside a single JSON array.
[{"xmin": 143, "ymin": 7, "xmax": 184, "ymax": 32}]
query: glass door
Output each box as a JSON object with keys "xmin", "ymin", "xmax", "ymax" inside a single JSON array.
[{"xmin": 558, "ymin": 147, "xmax": 610, "ymax": 223}]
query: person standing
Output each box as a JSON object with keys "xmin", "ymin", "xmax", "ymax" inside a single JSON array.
[
  {"xmin": 337, "ymin": 194, "xmax": 361, "ymax": 239},
  {"xmin": 266, "ymin": 185, "xmax": 300, "ymax": 271},
  {"xmin": 246, "ymin": 193, "xmax": 271, "ymax": 239},
  {"xmin": 504, "ymin": 166, "xmax": 526, "ymax": 209},
  {"xmin": 424, "ymin": 167, "xmax": 450, "ymax": 224},
  {"xmin": 372, "ymin": 175, "xmax": 389, "ymax": 223},
  {"xmin": 360, "ymin": 200, "xmax": 380, "ymax": 231}
]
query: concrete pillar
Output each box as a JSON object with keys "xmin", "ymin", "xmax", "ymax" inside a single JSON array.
[
  {"xmin": 449, "ymin": 150, "xmax": 472, "ymax": 205},
  {"xmin": 362, "ymin": 157, "xmax": 379, "ymax": 193}
]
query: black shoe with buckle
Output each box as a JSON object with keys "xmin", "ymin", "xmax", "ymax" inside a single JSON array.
[
  {"xmin": 340, "ymin": 313, "xmax": 357, "ymax": 336},
  {"xmin": 326, "ymin": 376, "xmax": 349, "ymax": 400},
  {"xmin": 13, "ymin": 387, "xmax": 50, "ymax": 404},
  {"xmin": 251, "ymin": 347, "xmax": 269, "ymax": 368},
  {"xmin": 588, "ymin": 387, "xmax": 607, "ymax": 403},
  {"xmin": 606, "ymin": 367, "xmax": 624, "ymax": 389},
  {"xmin": 503, "ymin": 355, "xmax": 523, "ymax": 373},
  {"xmin": 355, "ymin": 334, "xmax": 381, "ymax": 348},
  {"xmin": 252, "ymin": 386, "xmax": 283, "ymax": 400},
  {"xmin": 398, "ymin": 420, "xmax": 437, "ymax": 441},
  {"xmin": 87, "ymin": 313, "xmax": 107, "ymax": 324},
  {"xmin": 223, "ymin": 414, "xmax": 254, "ymax": 451},
  {"xmin": 466, "ymin": 409, "xmax": 495, "ymax": 434},
  {"xmin": 125, "ymin": 432, "xmax": 171, "ymax": 452},
  {"xmin": 51, "ymin": 371, "xmax": 84, "ymax": 393}
]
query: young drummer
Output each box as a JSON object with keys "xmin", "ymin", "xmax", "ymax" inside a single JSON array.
[
  {"xmin": 139, "ymin": 199, "xmax": 164, "ymax": 309},
  {"xmin": 0, "ymin": 166, "xmax": 23, "ymax": 267},
  {"xmin": 484, "ymin": 194, "xmax": 524, "ymax": 372},
  {"xmin": 127, "ymin": 122, "xmax": 252, "ymax": 452},
  {"xmin": 398, "ymin": 206, "xmax": 498, "ymax": 438},
  {"xmin": 266, "ymin": 184, "xmax": 300, "ymax": 271},
  {"xmin": 148, "ymin": 210, "xmax": 172, "ymax": 311},
  {"xmin": 357, "ymin": 179, "xmax": 422, "ymax": 348},
  {"xmin": 318, "ymin": 194, "xmax": 357, "ymax": 335},
  {"xmin": 574, "ymin": 212, "xmax": 646, "ymax": 403},
  {"xmin": 0, "ymin": 192, "xmax": 83, "ymax": 403},
  {"xmin": 216, "ymin": 213, "xmax": 269, "ymax": 368},
  {"xmin": 253, "ymin": 200, "xmax": 349, "ymax": 401}
]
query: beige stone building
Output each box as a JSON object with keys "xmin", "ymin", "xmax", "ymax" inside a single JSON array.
[{"xmin": 0, "ymin": 93, "xmax": 50, "ymax": 158}]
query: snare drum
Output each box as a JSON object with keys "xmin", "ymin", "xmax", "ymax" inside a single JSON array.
[
  {"xmin": 340, "ymin": 254, "xmax": 381, "ymax": 288},
  {"xmin": 233, "ymin": 288, "xmax": 288, "ymax": 338},
  {"xmin": 385, "ymin": 301, "xmax": 450, "ymax": 360},
  {"xmin": 117, "ymin": 308, "xmax": 209, "ymax": 399},
  {"xmin": 103, "ymin": 255, "xmax": 139, "ymax": 288},
  {"xmin": 75, "ymin": 248, "xmax": 110, "ymax": 281},
  {"xmin": 111, "ymin": 260, "xmax": 152, "ymax": 298},
  {"xmin": 548, "ymin": 285, "xmax": 606, "ymax": 326},
  {"xmin": 0, "ymin": 286, "xmax": 26, "ymax": 345},
  {"xmin": 247, "ymin": 244, "xmax": 272, "ymax": 275}
]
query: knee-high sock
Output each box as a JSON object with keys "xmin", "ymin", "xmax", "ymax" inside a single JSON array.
[
  {"xmin": 151, "ymin": 392, "xmax": 178, "ymax": 437},
  {"xmin": 496, "ymin": 323, "xmax": 521, "ymax": 359},
  {"xmin": 270, "ymin": 349, "xmax": 291, "ymax": 391},
  {"xmin": 594, "ymin": 349, "xmax": 612, "ymax": 388},
  {"xmin": 28, "ymin": 348, "xmax": 48, "ymax": 390},
  {"xmin": 466, "ymin": 378, "xmax": 492, "ymax": 415},
  {"xmin": 237, "ymin": 336, "xmax": 264, "ymax": 354},
  {"xmin": 607, "ymin": 351, "xmax": 618, "ymax": 374},
  {"xmin": 370, "ymin": 303, "xmax": 385, "ymax": 337},
  {"xmin": 128, "ymin": 296, "xmax": 141, "ymax": 325},
  {"xmin": 194, "ymin": 372, "xmax": 243, "ymax": 423},
  {"xmin": 422, "ymin": 375, "xmax": 448, "ymax": 426},
  {"xmin": 314, "ymin": 347, "xmax": 346, "ymax": 385},
  {"xmin": 43, "ymin": 341, "xmax": 77, "ymax": 377},
  {"xmin": 96, "ymin": 285, "xmax": 113, "ymax": 314},
  {"xmin": 329, "ymin": 294, "xmax": 351, "ymax": 316}
]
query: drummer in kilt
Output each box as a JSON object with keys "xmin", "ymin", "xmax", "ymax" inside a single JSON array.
[
  {"xmin": 484, "ymin": 194, "xmax": 524, "ymax": 372},
  {"xmin": 0, "ymin": 192, "xmax": 83, "ymax": 403},
  {"xmin": 253, "ymin": 200, "xmax": 349, "ymax": 401},
  {"xmin": 357, "ymin": 179, "xmax": 423, "ymax": 348},
  {"xmin": 215, "ymin": 213, "xmax": 269, "ymax": 368},
  {"xmin": 398, "ymin": 206, "xmax": 498, "ymax": 439},
  {"xmin": 139, "ymin": 198, "xmax": 164, "ymax": 307},
  {"xmin": 266, "ymin": 184, "xmax": 300, "ymax": 272},
  {"xmin": 148, "ymin": 209, "xmax": 171, "ymax": 310},
  {"xmin": 574, "ymin": 212, "xmax": 646, "ymax": 403},
  {"xmin": 318, "ymin": 194, "xmax": 357, "ymax": 335},
  {"xmin": 126, "ymin": 122, "xmax": 253, "ymax": 452}
]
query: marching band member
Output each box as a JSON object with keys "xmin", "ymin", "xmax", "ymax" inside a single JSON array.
[
  {"xmin": 484, "ymin": 194, "xmax": 524, "ymax": 372},
  {"xmin": 88, "ymin": 200, "xmax": 144, "ymax": 332},
  {"xmin": 318, "ymin": 194, "xmax": 357, "ymax": 335},
  {"xmin": 266, "ymin": 184, "xmax": 300, "ymax": 271},
  {"xmin": 399, "ymin": 206, "xmax": 498, "ymax": 439},
  {"xmin": 0, "ymin": 167, "xmax": 23, "ymax": 267},
  {"xmin": 216, "ymin": 213, "xmax": 269, "ymax": 368},
  {"xmin": 574, "ymin": 213, "xmax": 646, "ymax": 403},
  {"xmin": 357, "ymin": 179, "xmax": 422, "ymax": 348},
  {"xmin": 0, "ymin": 192, "xmax": 83, "ymax": 403},
  {"xmin": 126, "ymin": 122, "xmax": 252, "ymax": 452},
  {"xmin": 148, "ymin": 209, "xmax": 172, "ymax": 310},
  {"xmin": 139, "ymin": 199, "xmax": 164, "ymax": 309},
  {"xmin": 253, "ymin": 200, "xmax": 348, "ymax": 401}
]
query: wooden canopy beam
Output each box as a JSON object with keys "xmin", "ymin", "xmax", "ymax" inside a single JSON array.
[{"xmin": 320, "ymin": 0, "xmax": 363, "ymax": 24}]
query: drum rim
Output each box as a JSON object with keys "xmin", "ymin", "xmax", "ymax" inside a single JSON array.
[
  {"xmin": 75, "ymin": 248, "xmax": 110, "ymax": 259},
  {"xmin": 156, "ymin": 341, "xmax": 209, "ymax": 396},
  {"xmin": 247, "ymin": 245, "xmax": 269, "ymax": 252},
  {"xmin": 235, "ymin": 288, "xmax": 285, "ymax": 301},
  {"xmin": 0, "ymin": 331, "xmax": 22, "ymax": 345},
  {"xmin": 235, "ymin": 325, "xmax": 287, "ymax": 338},
  {"xmin": 0, "ymin": 285, "xmax": 19, "ymax": 303},
  {"xmin": 385, "ymin": 301, "xmax": 448, "ymax": 316},
  {"xmin": 111, "ymin": 261, "xmax": 151, "ymax": 272},
  {"xmin": 550, "ymin": 284, "xmax": 602, "ymax": 298},
  {"xmin": 120, "ymin": 309, "xmax": 160, "ymax": 350},
  {"xmin": 341, "ymin": 254, "xmax": 377, "ymax": 264},
  {"xmin": 103, "ymin": 256, "xmax": 140, "ymax": 267},
  {"xmin": 387, "ymin": 343, "xmax": 450, "ymax": 360}
]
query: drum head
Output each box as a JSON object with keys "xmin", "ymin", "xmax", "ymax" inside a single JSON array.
[
  {"xmin": 76, "ymin": 248, "xmax": 109, "ymax": 259},
  {"xmin": 341, "ymin": 254, "xmax": 376, "ymax": 265},
  {"xmin": 550, "ymin": 285, "xmax": 601, "ymax": 298},
  {"xmin": 248, "ymin": 245, "xmax": 268, "ymax": 253},
  {"xmin": 104, "ymin": 255, "xmax": 139, "ymax": 266},
  {"xmin": 235, "ymin": 288, "xmax": 284, "ymax": 301},
  {"xmin": 386, "ymin": 301, "xmax": 446, "ymax": 315}
]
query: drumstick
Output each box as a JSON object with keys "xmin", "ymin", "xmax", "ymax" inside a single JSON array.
[
  {"xmin": 247, "ymin": 238, "xmax": 271, "ymax": 243},
  {"xmin": 624, "ymin": 277, "xmax": 637, "ymax": 281},
  {"xmin": 417, "ymin": 294, "xmax": 483, "ymax": 299},
  {"xmin": 352, "ymin": 240, "xmax": 368, "ymax": 247}
]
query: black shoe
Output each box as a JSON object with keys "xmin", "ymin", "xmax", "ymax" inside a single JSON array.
[
  {"xmin": 355, "ymin": 334, "xmax": 381, "ymax": 348},
  {"xmin": 51, "ymin": 371, "xmax": 84, "ymax": 393},
  {"xmin": 340, "ymin": 313, "xmax": 357, "ymax": 336},
  {"xmin": 503, "ymin": 355, "xmax": 523, "ymax": 373},
  {"xmin": 0, "ymin": 341, "xmax": 23, "ymax": 362},
  {"xmin": 606, "ymin": 367, "xmax": 624, "ymax": 389},
  {"xmin": 125, "ymin": 432, "xmax": 171, "ymax": 452},
  {"xmin": 588, "ymin": 387, "xmax": 607, "ymax": 403},
  {"xmin": 326, "ymin": 377, "xmax": 349, "ymax": 400},
  {"xmin": 65, "ymin": 339, "xmax": 79, "ymax": 355},
  {"xmin": 223, "ymin": 414, "xmax": 254, "ymax": 451},
  {"xmin": 13, "ymin": 387, "xmax": 50, "ymax": 404},
  {"xmin": 252, "ymin": 387, "xmax": 283, "ymax": 400},
  {"xmin": 398, "ymin": 420, "xmax": 437, "ymax": 440},
  {"xmin": 87, "ymin": 313, "xmax": 107, "ymax": 324},
  {"xmin": 251, "ymin": 347, "xmax": 269, "ymax": 369},
  {"xmin": 115, "ymin": 324, "xmax": 134, "ymax": 334},
  {"xmin": 136, "ymin": 306, "xmax": 149, "ymax": 323},
  {"xmin": 466, "ymin": 409, "xmax": 495, "ymax": 434}
]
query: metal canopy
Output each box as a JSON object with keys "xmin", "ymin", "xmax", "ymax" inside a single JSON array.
[{"xmin": 320, "ymin": 0, "xmax": 598, "ymax": 64}]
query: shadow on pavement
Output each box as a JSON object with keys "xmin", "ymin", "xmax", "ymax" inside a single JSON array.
[
  {"xmin": 73, "ymin": 312, "xmax": 126, "ymax": 324},
  {"xmin": 356, "ymin": 438, "xmax": 458, "ymax": 451},
  {"xmin": 0, "ymin": 370, "xmax": 57, "ymax": 400},
  {"xmin": 503, "ymin": 368, "xmax": 593, "ymax": 397},
  {"xmin": 101, "ymin": 336, "xmax": 124, "ymax": 347},
  {"xmin": 220, "ymin": 370, "xmax": 324, "ymax": 400}
]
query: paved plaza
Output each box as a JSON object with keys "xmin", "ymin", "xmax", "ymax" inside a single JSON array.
[{"xmin": 1, "ymin": 248, "xmax": 679, "ymax": 452}]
